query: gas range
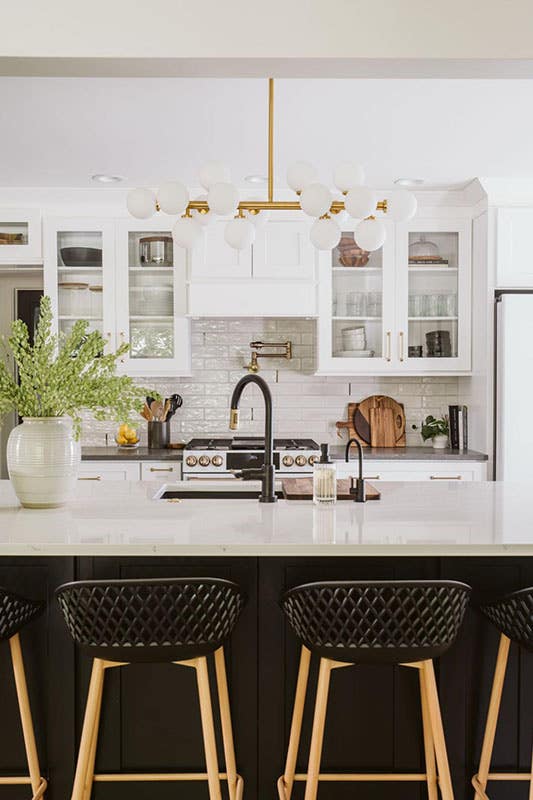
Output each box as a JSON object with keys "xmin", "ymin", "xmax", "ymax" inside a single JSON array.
[{"xmin": 183, "ymin": 437, "xmax": 321, "ymax": 477}]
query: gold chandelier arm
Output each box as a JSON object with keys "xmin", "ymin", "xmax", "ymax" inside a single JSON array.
[{"xmin": 186, "ymin": 199, "xmax": 387, "ymax": 213}]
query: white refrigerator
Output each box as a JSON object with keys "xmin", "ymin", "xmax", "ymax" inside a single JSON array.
[{"xmin": 495, "ymin": 291, "xmax": 533, "ymax": 480}]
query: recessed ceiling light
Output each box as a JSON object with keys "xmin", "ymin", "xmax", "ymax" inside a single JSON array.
[
  {"xmin": 394, "ymin": 178, "xmax": 424, "ymax": 187},
  {"xmin": 245, "ymin": 175, "xmax": 268, "ymax": 184},
  {"xmin": 91, "ymin": 174, "xmax": 124, "ymax": 183}
]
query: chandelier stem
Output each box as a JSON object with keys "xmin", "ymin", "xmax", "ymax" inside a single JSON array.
[{"xmin": 268, "ymin": 78, "xmax": 274, "ymax": 203}]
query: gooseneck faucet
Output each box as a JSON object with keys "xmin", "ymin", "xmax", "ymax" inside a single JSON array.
[
  {"xmin": 345, "ymin": 437, "xmax": 366, "ymax": 502},
  {"xmin": 229, "ymin": 374, "xmax": 277, "ymax": 503}
]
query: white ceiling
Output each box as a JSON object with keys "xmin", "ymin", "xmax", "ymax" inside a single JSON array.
[{"xmin": 2, "ymin": 77, "xmax": 533, "ymax": 189}]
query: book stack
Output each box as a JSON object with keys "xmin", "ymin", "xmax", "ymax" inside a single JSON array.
[{"xmin": 448, "ymin": 405, "xmax": 468, "ymax": 450}]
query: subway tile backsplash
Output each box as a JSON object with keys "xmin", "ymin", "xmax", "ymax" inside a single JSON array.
[{"xmin": 80, "ymin": 319, "xmax": 460, "ymax": 448}]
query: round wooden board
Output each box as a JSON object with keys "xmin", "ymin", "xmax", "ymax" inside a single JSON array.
[{"xmin": 353, "ymin": 395, "xmax": 406, "ymax": 445}]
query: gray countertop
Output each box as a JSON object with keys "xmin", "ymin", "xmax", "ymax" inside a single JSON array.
[{"xmin": 81, "ymin": 445, "xmax": 488, "ymax": 462}]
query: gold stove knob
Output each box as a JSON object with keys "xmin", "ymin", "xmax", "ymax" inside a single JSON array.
[
  {"xmin": 212, "ymin": 455, "xmax": 223, "ymax": 467},
  {"xmin": 295, "ymin": 455, "xmax": 307, "ymax": 467},
  {"xmin": 282, "ymin": 455, "xmax": 294, "ymax": 467},
  {"xmin": 198, "ymin": 455, "xmax": 211, "ymax": 467},
  {"xmin": 185, "ymin": 455, "xmax": 197, "ymax": 467}
]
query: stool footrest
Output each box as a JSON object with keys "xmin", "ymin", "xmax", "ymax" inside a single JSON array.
[
  {"xmin": 0, "ymin": 776, "xmax": 47, "ymax": 799},
  {"xmin": 292, "ymin": 772, "xmax": 428, "ymax": 782},
  {"xmin": 94, "ymin": 771, "xmax": 243, "ymax": 783}
]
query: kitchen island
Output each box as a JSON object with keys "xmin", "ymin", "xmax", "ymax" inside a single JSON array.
[{"xmin": 0, "ymin": 479, "xmax": 530, "ymax": 800}]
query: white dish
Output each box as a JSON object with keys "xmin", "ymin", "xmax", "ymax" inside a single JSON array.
[{"xmin": 334, "ymin": 349, "xmax": 375, "ymax": 358}]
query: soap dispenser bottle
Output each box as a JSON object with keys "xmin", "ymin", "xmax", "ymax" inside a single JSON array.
[{"xmin": 313, "ymin": 443, "xmax": 337, "ymax": 505}]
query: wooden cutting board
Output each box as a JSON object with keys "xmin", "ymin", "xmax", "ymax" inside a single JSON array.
[
  {"xmin": 282, "ymin": 478, "xmax": 381, "ymax": 501},
  {"xmin": 336, "ymin": 396, "xmax": 406, "ymax": 448}
]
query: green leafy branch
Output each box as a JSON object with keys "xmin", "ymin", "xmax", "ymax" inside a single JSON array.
[{"xmin": 0, "ymin": 296, "xmax": 152, "ymax": 439}]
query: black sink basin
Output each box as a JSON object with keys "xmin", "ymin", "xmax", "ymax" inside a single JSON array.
[{"xmin": 160, "ymin": 489, "xmax": 284, "ymax": 500}]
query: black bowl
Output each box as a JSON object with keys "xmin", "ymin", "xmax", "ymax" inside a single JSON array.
[{"xmin": 60, "ymin": 247, "xmax": 103, "ymax": 267}]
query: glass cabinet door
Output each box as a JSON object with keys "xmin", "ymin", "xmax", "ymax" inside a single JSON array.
[
  {"xmin": 396, "ymin": 219, "xmax": 471, "ymax": 372},
  {"xmin": 44, "ymin": 220, "xmax": 116, "ymax": 351},
  {"xmin": 0, "ymin": 210, "xmax": 41, "ymax": 263},
  {"xmin": 116, "ymin": 222, "xmax": 191, "ymax": 376},
  {"xmin": 317, "ymin": 221, "xmax": 395, "ymax": 373}
]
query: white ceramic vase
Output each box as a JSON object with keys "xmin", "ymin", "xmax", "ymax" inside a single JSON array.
[
  {"xmin": 7, "ymin": 417, "xmax": 81, "ymax": 508},
  {"xmin": 432, "ymin": 434, "xmax": 449, "ymax": 450}
]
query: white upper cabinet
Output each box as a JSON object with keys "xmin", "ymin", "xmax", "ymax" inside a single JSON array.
[
  {"xmin": 316, "ymin": 216, "xmax": 472, "ymax": 375},
  {"xmin": 44, "ymin": 217, "xmax": 191, "ymax": 377},
  {"xmin": 496, "ymin": 208, "xmax": 533, "ymax": 287},
  {"xmin": 188, "ymin": 217, "xmax": 318, "ymax": 317},
  {"xmin": 253, "ymin": 220, "xmax": 315, "ymax": 280},
  {"xmin": 0, "ymin": 209, "xmax": 42, "ymax": 263}
]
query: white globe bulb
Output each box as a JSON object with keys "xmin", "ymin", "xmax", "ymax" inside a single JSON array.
[
  {"xmin": 127, "ymin": 188, "xmax": 156, "ymax": 219},
  {"xmin": 172, "ymin": 216, "xmax": 202, "ymax": 249},
  {"xmin": 355, "ymin": 218, "xmax": 386, "ymax": 251},
  {"xmin": 191, "ymin": 194, "xmax": 212, "ymax": 227},
  {"xmin": 310, "ymin": 217, "xmax": 341, "ymax": 250},
  {"xmin": 300, "ymin": 183, "xmax": 332, "ymax": 218},
  {"xmin": 157, "ymin": 181, "xmax": 189, "ymax": 215},
  {"xmin": 344, "ymin": 186, "xmax": 377, "ymax": 219},
  {"xmin": 333, "ymin": 162, "xmax": 365, "ymax": 193},
  {"xmin": 208, "ymin": 182, "xmax": 240, "ymax": 216},
  {"xmin": 199, "ymin": 161, "xmax": 231, "ymax": 190},
  {"xmin": 224, "ymin": 218, "xmax": 256, "ymax": 250},
  {"xmin": 386, "ymin": 189, "xmax": 418, "ymax": 222},
  {"xmin": 286, "ymin": 161, "xmax": 318, "ymax": 193}
]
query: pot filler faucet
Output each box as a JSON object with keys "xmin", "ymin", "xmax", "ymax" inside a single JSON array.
[
  {"xmin": 345, "ymin": 437, "xmax": 366, "ymax": 503},
  {"xmin": 229, "ymin": 374, "xmax": 277, "ymax": 503}
]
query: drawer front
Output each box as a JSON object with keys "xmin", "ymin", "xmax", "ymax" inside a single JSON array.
[
  {"xmin": 141, "ymin": 461, "xmax": 182, "ymax": 481},
  {"xmin": 78, "ymin": 462, "xmax": 140, "ymax": 481},
  {"xmin": 337, "ymin": 461, "xmax": 486, "ymax": 482}
]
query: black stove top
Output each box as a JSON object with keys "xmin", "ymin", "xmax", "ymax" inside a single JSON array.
[{"xmin": 185, "ymin": 437, "xmax": 320, "ymax": 451}]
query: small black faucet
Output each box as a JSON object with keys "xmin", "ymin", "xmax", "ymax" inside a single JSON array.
[
  {"xmin": 229, "ymin": 374, "xmax": 277, "ymax": 503},
  {"xmin": 345, "ymin": 437, "xmax": 366, "ymax": 502}
]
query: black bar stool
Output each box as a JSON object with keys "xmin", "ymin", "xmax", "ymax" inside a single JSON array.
[
  {"xmin": 278, "ymin": 580, "xmax": 471, "ymax": 800},
  {"xmin": 0, "ymin": 587, "xmax": 46, "ymax": 799},
  {"xmin": 473, "ymin": 586, "xmax": 533, "ymax": 799},
  {"xmin": 56, "ymin": 577, "xmax": 245, "ymax": 800}
]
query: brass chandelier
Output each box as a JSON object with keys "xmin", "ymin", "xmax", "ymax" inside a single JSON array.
[{"xmin": 126, "ymin": 79, "xmax": 417, "ymax": 252}]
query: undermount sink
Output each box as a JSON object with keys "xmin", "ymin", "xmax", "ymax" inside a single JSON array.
[{"xmin": 153, "ymin": 482, "xmax": 285, "ymax": 500}]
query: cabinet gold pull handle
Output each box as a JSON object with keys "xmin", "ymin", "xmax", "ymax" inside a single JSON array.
[
  {"xmin": 430, "ymin": 475, "xmax": 462, "ymax": 480},
  {"xmin": 150, "ymin": 467, "xmax": 173, "ymax": 472},
  {"xmin": 399, "ymin": 330, "xmax": 404, "ymax": 362},
  {"xmin": 364, "ymin": 475, "xmax": 381, "ymax": 480},
  {"xmin": 78, "ymin": 476, "xmax": 102, "ymax": 481},
  {"xmin": 386, "ymin": 331, "xmax": 391, "ymax": 362}
]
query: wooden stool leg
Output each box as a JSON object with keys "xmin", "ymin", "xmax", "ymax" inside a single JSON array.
[
  {"xmin": 278, "ymin": 646, "xmax": 311, "ymax": 800},
  {"xmin": 419, "ymin": 665, "xmax": 438, "ymax": 800},
  {"xmin": 71, "ymin": 659, "xmax": 106, "ymax": 800},
  {"xmin": 196, "ymin": 656, "xmax": 222, "ymax": 800},
  {"xmin": 9, "ymin": 633, "xmax": 45, "ymax": 799},
  {"xmin": 422, "ymin": 660, "xmax": 454, "ymax": 800},
  {"xmin": 81, "ymin": 664, "xmax": 106, "ymax": 800},
  {"xmin": 473, "ymin": 634, "xmax": 511, "ymax": 800},
  {"xmin": 304, "ymin": 658, "xmax": 333, "ymax": 800},
  {"xmin": 214, "ymin": 647, "xmax": 242, "ymax": 800}
]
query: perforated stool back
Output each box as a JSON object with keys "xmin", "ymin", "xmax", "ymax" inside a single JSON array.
[
  {"xmin": 282, "ymin": 579, "xmax": 471, "ymax": 664},
  {"xmin": 0, "ymin": 587, "xmax": 46, "ymax": 799},
  {"xmin": 56, "ymin": 577, "xmax": 244, "ymax": 662},
  {"xmin": 481, "ymin": 586, "xmax": 533, "ymax": 652}
]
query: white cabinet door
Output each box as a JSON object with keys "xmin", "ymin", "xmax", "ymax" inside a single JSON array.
[
  {"xmin": 43, "ymin": 218, "xmax": 117, "ymax": 353},
  {"xmin": 115, "ymin": 220, "xmax": 191, "ymax": 376},
  {"xmin": 496, "ymin": 208, "xmax": 533, "ymax": 287},
  {"xmin": 336, "ymin": 460, "xmax": 486, "ymax": 481},
  {"xmin": 253, "ymin": 220, "xmax": 315, "ymax": 280},
  {"xmin": 191, "ymin": 221, "xmax": 251, "ymax": 279},
  {"xmin": 78, "ymin": 462, "xmax": 140, "ymax": 481},
  {"xmin": 141, "ymin": 461, "xmax": 182, "ymax": 481},
  {"xmin": 0, "ymin": 209, "xmax": 41, "ymax": 263},
  {"xmin": 316, "ymin": 218, "xmax": 396, "ymax": 374},
  {"xmin": 395, "ymin": 218, "xmax": 472, "ymax": 373}
]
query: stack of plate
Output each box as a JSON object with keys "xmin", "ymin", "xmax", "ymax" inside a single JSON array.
[{"xmin": 335, "ymin": 326, "xmax": 374, "ymax": 358}]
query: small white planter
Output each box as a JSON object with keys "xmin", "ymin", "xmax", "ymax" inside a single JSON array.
[
  {"xmin": 7, "ymin": 417, "xmax": 81, "ymax": 508},
  {"xmin": 431, "ymin": 434, "xmax": 449, "ymax": 450}
]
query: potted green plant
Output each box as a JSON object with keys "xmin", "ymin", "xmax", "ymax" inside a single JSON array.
[
  {"xmin": 414, "ymin": 414, "xmax": 449, "ymax": 449},
  {"xmin": 0, "ymin": 296, "xmax": 149, "ymax": 508}
]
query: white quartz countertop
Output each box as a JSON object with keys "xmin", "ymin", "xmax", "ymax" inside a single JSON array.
[
  {"xmin": 0, "ymin": 479, "xmax": 532, "ymax": 557},
  {"xmin": 0, "ymin": 481, "xmax": 533, "ymax": 556}
]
